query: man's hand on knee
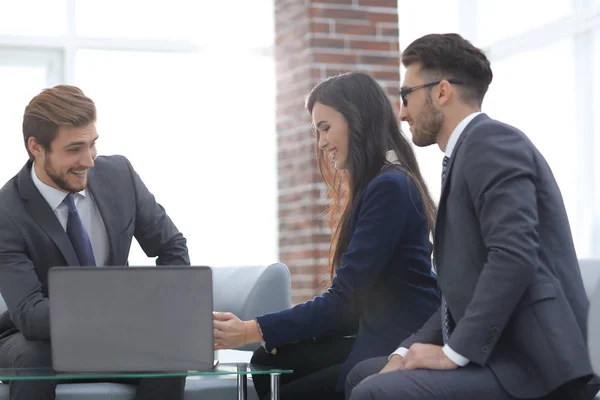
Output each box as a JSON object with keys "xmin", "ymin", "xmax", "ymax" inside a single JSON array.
[
  {"xmin": 379, "ymin": 354, "xmax": 405, "ymax": 374},
  {"xmin": 404, "ymin": 343, "xmax": 458, "ymax": 371}
]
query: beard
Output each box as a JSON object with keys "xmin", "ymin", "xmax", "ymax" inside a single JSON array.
[
  {"xmin": 44, "ymin": 156, "xmax": 87, "ymax": 193},
  {"xmin": 411, "ymin": 95, "xmax": 444, "ymax": 147}
]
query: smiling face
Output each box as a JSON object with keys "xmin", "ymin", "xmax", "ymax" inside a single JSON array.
[
  {"xmin": 29, "ymin": 123, "xmax": 98, "ymax": 193},
  {"xmin": 311, "ymin": 102, "xmax": 350, "ymax": 170},
  {"xmin": 398, "ymin": 63, "xmax": 445, "ymax": 148}
]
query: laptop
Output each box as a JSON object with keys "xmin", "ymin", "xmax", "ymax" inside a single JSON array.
[{"xmin": 48, "ymin": 266, "xmax": 214, "ymax": 372}]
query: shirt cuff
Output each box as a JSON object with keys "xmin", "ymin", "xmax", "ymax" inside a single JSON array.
[
  {"xmin": 389, "ymin": 346, "xmax": 409, "ymax": 360},
  {"xmin": 442, "ymin": 344, "xmax": 470, "ymax": 367}
]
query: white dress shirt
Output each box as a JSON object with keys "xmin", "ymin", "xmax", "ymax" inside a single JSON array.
[
  {"xmin": 31, "ymin": 164, "xmax": 110, "ymax": 266},
  {"xmin": 390, "ymin": 112, "xmax": 482, "ymax": 367},
  {"xmin": 444, "ymin": 112, "xmax": 481, "ymax": 158}
]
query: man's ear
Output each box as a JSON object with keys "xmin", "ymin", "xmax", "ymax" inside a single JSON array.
[
  {"xmin": 437, "ymin": 80, "xmax": 453, "ymax": 107},
  {"xmin": 28, "ymin": 137, "xmax": 44, "ymax": 158}
]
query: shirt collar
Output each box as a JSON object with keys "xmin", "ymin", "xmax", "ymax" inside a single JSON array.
[
  {"xmin": 31, "ymin": 163, "xmax": 86, "ymax": 211},
  {"xmin": 385, "ymin": 150, "xmax": 399, "ymax": 163},
  {"xmin": 445, "ymin": 111, "xmax": 482, "ymax": 158}
]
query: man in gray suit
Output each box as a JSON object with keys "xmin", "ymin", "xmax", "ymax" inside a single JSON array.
[
  {"xmin": 0, "ymin": 85, "xmax": 190, "ymax": 400},
  {"xmin": 345, "ymin": 33, "xmax": 598, "ymax": 399}
]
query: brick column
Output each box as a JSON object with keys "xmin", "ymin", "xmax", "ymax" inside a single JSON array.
[{"xmin": 275, "ymin": 0, "xmax": 400, "ymax": 304}]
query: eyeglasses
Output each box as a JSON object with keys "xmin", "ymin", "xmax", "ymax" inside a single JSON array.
[{"xmin": 399, "ymin": 79, "xmax": 463, "ymax": 107}]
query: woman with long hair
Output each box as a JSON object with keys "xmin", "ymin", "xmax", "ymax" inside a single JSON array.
[{"xmin": 213, "ymin": 72, "xmax": 440, "ymax": 399}]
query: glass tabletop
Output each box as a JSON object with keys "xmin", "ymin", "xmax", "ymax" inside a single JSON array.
[{"xmin": 0, "ymin": 363, "xmax": 293, "ymax": 381}]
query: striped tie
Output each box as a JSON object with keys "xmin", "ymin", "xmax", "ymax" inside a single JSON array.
[
  {"xmin": 441, "ymin": 156, "xmax": 450, "ymax": 183},
  {"xmin": 440, "ymin": 155, "xmax": 455, "ymax": 343}
]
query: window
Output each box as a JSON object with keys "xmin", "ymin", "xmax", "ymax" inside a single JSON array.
[
  {"xmin": 0, "ymin": 0, "xmax": 67, "ymax": 36},
  {"xmin": 476, "ymin": 0, "xmax": 571, "ymax": 47},
  {"xmin": 399, "ymin": 0, "xmax": 600, "ymax": 258},
  {"xmin": 592, "ymin": 28, "xmax": 600, "ymax": 252},
  {"xmin": 75, "ymin": 0, "xmax": 195, "ymax": 41},
  {"xmin": 75, "ymin": 49, "xmax": 276, "ymax": 265},
  {"xmin": 0, "ymin": 49, "xmax": 62, "ymax": 185},
  {"xmin": 483, "ymin": 39, "xmax": 582, "ymax": 247},
  {"xmin": 398, "ymin": 0, "xmax": 470, "ymax": 203},
  {"xmin": 75, "ymin": 0, "xmax": 274, "ymax": 48},
  {"xmin": 398, "ymin": 0, "xmax": 461, "ymax": 50},
  {"xmin": 0, "ymin": 1, "xmax": 277, "ymax": 267}
]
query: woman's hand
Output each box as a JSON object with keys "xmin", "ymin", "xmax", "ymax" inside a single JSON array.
[{"xmin": 213, "ymin": 312, "xmax": 263, "ymax": 350}]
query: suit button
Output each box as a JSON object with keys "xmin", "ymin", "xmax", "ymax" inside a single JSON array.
[
  {"xmin": 491, "ymin": 327, "xmax": 499, "ymax": 335},
  {"xmin": 482, "ymin": 346, "xmax": 489, "ymax": 353}
]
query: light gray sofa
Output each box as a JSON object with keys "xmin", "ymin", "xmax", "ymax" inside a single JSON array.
[
  {"xmin": 0, "ymin": 263, "xmax": 292, "ymax": 400},
  {"xmin": 583, "ymin": 259, "xmax": 600, "ymax": 399},
  {"xmin": 581, "ymin": 259, "xmax": 600, "ymax": 300}
]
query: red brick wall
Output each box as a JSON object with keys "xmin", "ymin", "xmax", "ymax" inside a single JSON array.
[{"xmin": 275, "ymin": 0, "xmax": 400, "ymax": 304}]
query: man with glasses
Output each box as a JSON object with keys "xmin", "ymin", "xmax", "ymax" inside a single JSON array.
[{"xmin": 345, "ymin": 33, "xmax": 598, "ymax": 400}]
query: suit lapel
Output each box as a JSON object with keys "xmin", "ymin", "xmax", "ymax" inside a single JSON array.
[
  {"xmin": 86, "ymin": 167, "xmax": 123, "ymax": 266},
  {"xmin": 18, "ymin": 162, "xmax": 80, "ymax": 266},
  {"xmin": 434, "ymin": 114, "xmax": 489, "ymax": 268}
]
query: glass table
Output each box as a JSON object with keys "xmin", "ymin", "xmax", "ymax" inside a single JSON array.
[{"xmin": 0, "ymin": 363, "xmax": 293, "ymax": 400}]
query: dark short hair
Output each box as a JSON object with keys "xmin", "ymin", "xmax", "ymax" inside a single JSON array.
[
  {"xmin": 401, "ymin": 33, "xmax": 493, "ymax": 106},
  {"xmin": 22, "ymin": 85, "xmax": 96, "ymax": 160}
]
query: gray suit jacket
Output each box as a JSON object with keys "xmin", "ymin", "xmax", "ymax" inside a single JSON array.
[
  {"xmin": 0, "ymin": 155, "xmax": 190, "ymax": 341},
  {"xmin": 400, "ymin": 114, "xmax": 593, "ymax": 398}
]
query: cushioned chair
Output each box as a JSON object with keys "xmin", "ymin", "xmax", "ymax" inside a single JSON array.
[
  {"xmin": 580, "ymin": 259, "xmax": 600, "ymax": 300},
  {"xmin": 0, "ymin": 262, "xmax": 291, "ymax": 400}
]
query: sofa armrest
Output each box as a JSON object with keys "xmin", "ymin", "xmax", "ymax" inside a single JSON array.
[{"xmin": 212, "ymin": 263, "xmax": 291, "ymax": 351}]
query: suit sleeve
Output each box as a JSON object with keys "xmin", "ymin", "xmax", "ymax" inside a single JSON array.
[
  {"xmin": 399, "ymin": 307, "xmax": 443, "ymax": 348},
  {"xmin": 257, "ymin": 175, "xmax": 413, "ymax": 351},
  {"xmin": 447, "ymin": 124, "xmax": 539, "ymax": 365},
  {"xmin": 0, "ymin": 212, "xmax": 50, "ymax": 340},
  {"xmin": 120, "ymin": 157, "xmax": 190, "ymax": 266}
]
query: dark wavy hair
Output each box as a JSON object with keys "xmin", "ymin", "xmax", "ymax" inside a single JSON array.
[{"xmin": 306, "ymin": 72, "xmax": 437, "ymax": 280}]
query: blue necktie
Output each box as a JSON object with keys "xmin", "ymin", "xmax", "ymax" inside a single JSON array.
[
  {"xmin": 63, "ymin": 193, "xmax": 96, "ymax": 267},
  {"xmin": 440, "ymin": 156, "xmax": 455, "ymax": 343}
]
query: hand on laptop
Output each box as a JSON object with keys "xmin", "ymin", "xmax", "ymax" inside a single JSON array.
[{"xmin": 213, "ymin": 312, "xmax": 263, "ymax": 350}]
